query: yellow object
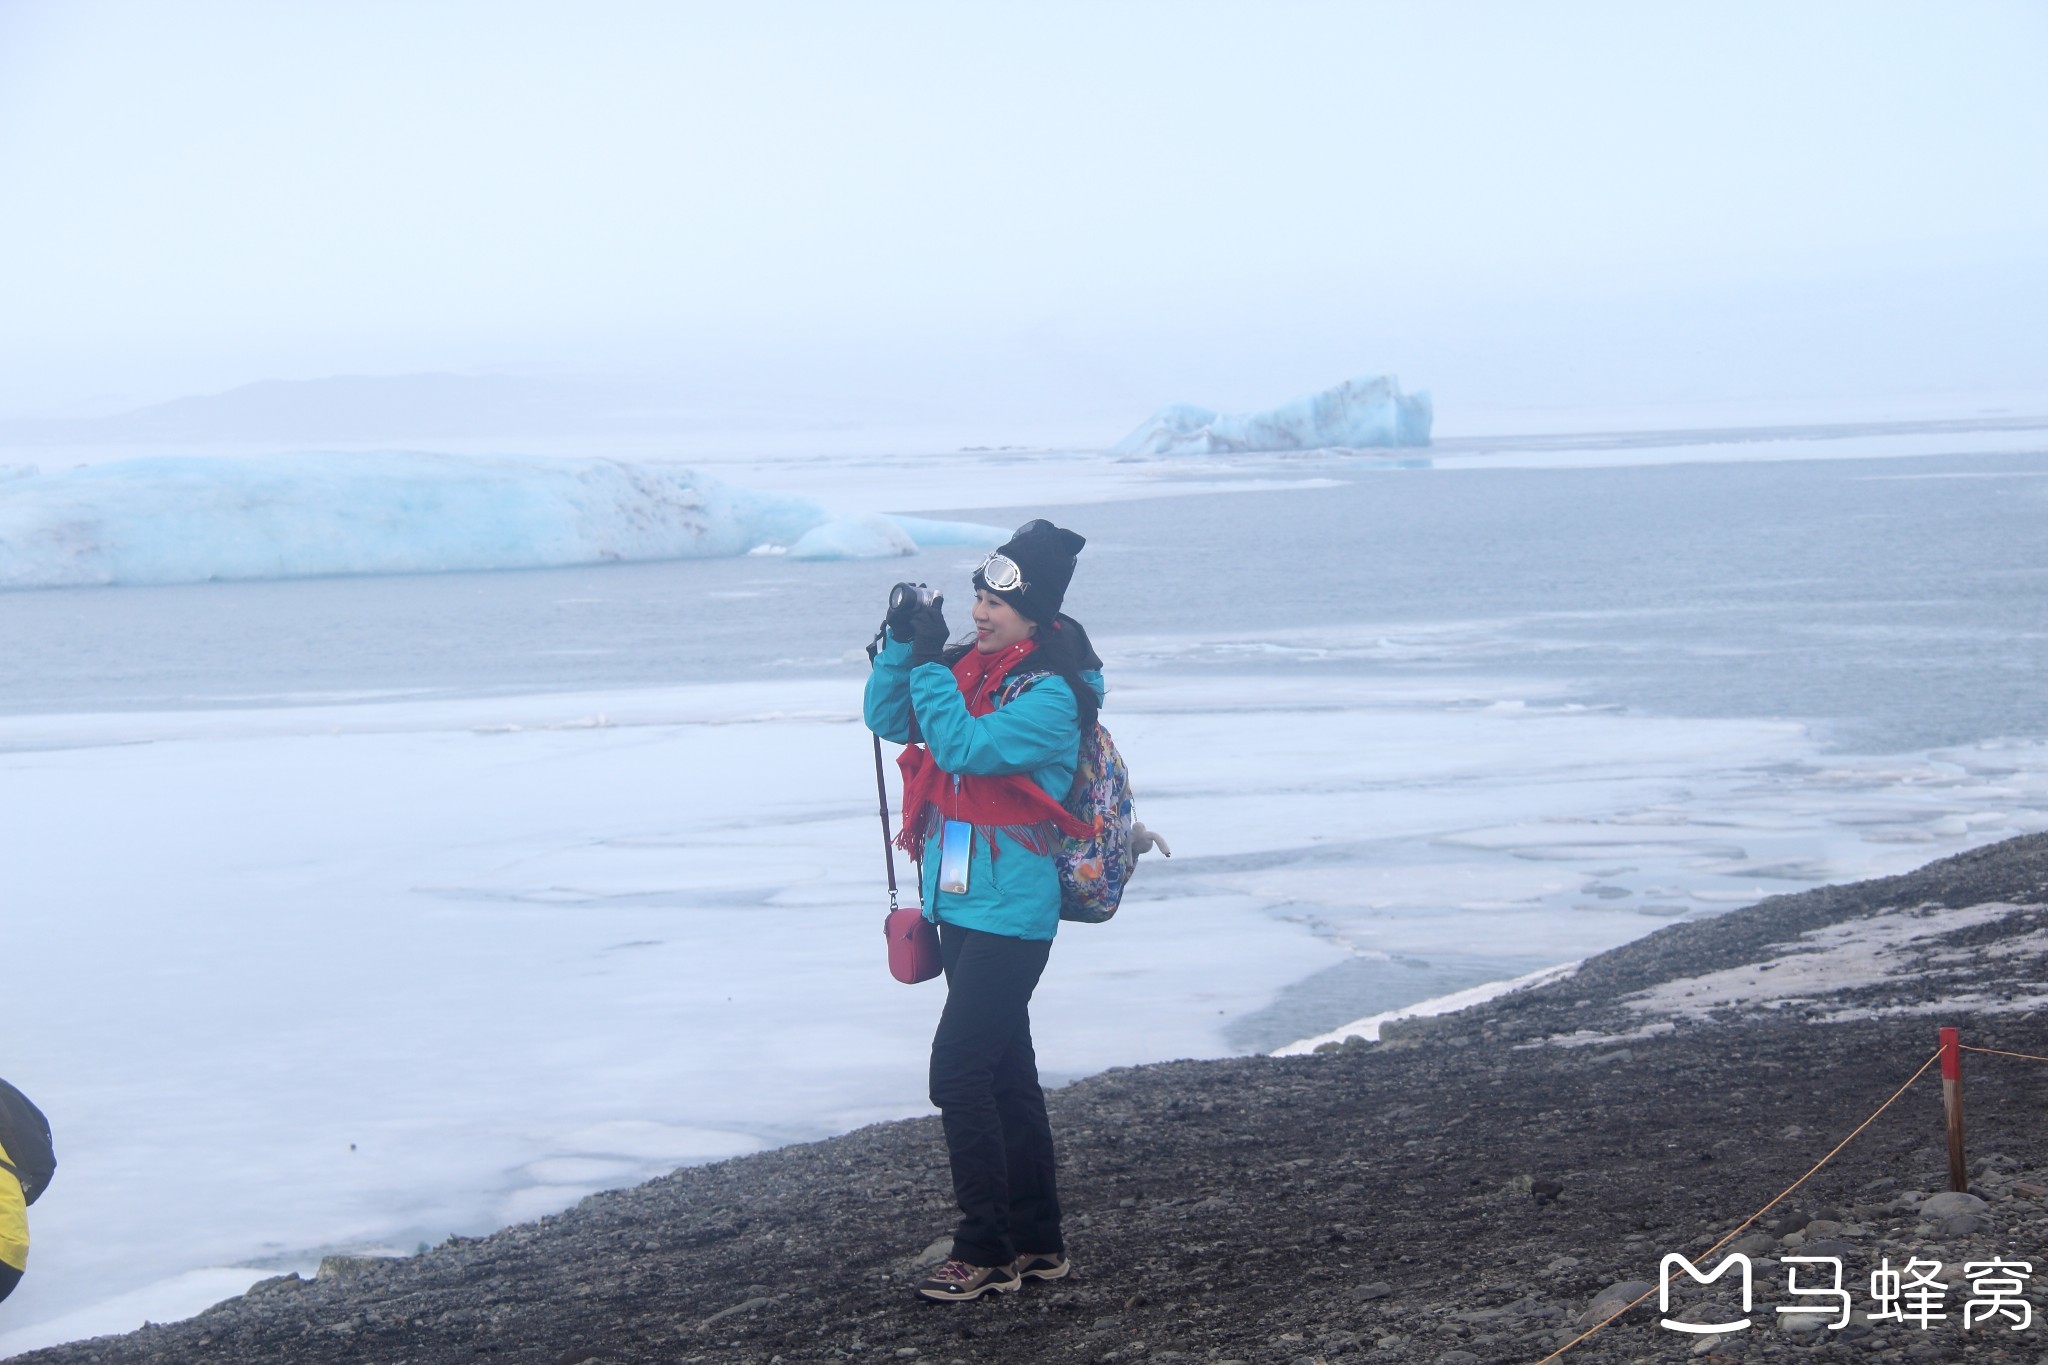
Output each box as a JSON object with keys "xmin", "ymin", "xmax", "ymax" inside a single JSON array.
[{"xmin": 0, "ymin": 1136, "xmax": 27, "ymax": 1273}]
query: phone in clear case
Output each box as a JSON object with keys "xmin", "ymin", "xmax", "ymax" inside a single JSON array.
[{"xmin": 937, "ymin": 819, "xmax": 972, "ymax": 895}]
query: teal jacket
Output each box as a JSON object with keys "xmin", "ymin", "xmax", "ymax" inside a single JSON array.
[{"xmin": 864, "ymin": 629, "xmax": 1105, "ymax": 941}]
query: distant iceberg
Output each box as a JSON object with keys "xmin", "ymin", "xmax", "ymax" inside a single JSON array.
[
  {"xmin": 0, "ymin": 452, "xmax": 995, "ymax": 589},
  {"xmin": 1112, "ymin": 375, "xmax": 1432, "ymax": 455}
]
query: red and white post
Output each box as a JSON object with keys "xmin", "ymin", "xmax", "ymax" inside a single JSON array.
[{"xmin": 1940, "ymin": 1026, "xmax": 1968, "ymax": 1194}]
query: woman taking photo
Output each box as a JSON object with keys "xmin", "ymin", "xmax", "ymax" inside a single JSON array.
[{"xmin": 863, "ymin": 519, "xmax": 1102, "ymax": 1303}]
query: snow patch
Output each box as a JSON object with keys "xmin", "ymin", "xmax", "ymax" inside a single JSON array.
[
  {"xmin": 1113, "ymin": 375, "xmax": 1431, "ymax": 456},
  {"xmin": 1623, "ymin": 902, "xmax": 2032, "ymax": 1022},
  {"xmin": 1528, "ymin": 1020, "xmax": 1678, "ymax": 1050},
  {"xmin": 1815, "ymin": 985, "xmax": 2048, "ymax": 1023}
]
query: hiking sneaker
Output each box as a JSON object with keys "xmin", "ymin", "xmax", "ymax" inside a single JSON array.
[
  {"xmin": 1013, "ymin": 1251, "xmax": 1071, "ymax": 1282},
  {"xmin": 915, "ymin": 1259, "xmax": 1021, "ymax": 1302}
]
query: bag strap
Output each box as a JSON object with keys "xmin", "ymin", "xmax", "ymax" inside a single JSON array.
[
  {"xmin": 998, "ymin": 669, "xmax": 1103, "ymax": 750},
  {"xmin": 871, "ymin": 731, "xmax": 900, "ymax": 913},
  {"xmin": 866, "ymin": 632, "xmax": 902, "ymax": 913}
]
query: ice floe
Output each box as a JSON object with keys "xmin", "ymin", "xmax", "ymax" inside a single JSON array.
[
  {"xmin": 787, "ymin": 512, "xmax": 916, "ymax": 560},
  {"xmin": 6, "ymin": 668, "xmax": 2047, "ymax": 1344},
  {"xmin": 882, "ymin": 514, "xmax": 1007, "ymax": 547}
]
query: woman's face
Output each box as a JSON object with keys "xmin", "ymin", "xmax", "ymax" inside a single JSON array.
[{"xmin": 971, "ymin": 588, "xmax": 1035, "ymax": 653}]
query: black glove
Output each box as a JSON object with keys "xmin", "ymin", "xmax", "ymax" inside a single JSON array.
[
  {"xmin": 909, "ymin": 599, "xmax": 950, "ymax": 666},
  {"xmin": 884, "ymin": 586, "xmax": 926, "ymax": 641}
]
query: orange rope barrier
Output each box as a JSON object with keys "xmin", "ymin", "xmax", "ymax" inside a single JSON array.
[
  {"xmin": 1959, "ymin": 1044, "xmax": 2048, "ymax": 1065},
  {"xmin": 1527, "ymin": 1046, "xmax": 1942, "ymax": 1365}
]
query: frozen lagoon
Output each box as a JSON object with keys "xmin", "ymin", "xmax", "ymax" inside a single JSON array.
[{"xmin": 3, "ymin": 433, "xmax": 2047, "ymax": 1354}]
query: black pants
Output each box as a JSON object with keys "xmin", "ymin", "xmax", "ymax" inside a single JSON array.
[
  {"xmin": 928, "ymin": 923, "xmax": 1062, "ymax": 1267},
  {"xmin": 0, "ymin": 1263, "xmax": 19, "ymax": 1305}
]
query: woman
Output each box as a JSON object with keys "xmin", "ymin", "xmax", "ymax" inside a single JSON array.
[{"xmin": 863, "ymin": 518, "xmax": 1102, "ymax": 1303}]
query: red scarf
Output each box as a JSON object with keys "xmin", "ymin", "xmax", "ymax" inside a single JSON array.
[{"xmin": 895, "ymin": 638, "xmax": 1096, "ymax": 861}]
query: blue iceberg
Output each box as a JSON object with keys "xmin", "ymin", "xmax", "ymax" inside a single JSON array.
[
  {"xmin": 882, "ymin": 515, "xmax": 1007, "ymax": 548},
  {"xmin": 0, "ymin": 452, "xmax": 998, "ymax": 589},
  {"xmin": 785, "ymin": 514, "xmax": 1006, "ymax": 562},
  {"xmin": 788, "ymin": 513, "xmax": 917, "ymax": 561},
  {"xmin": 1112, "ymin": 375, "xmax": 1432, "ymax": 455}
]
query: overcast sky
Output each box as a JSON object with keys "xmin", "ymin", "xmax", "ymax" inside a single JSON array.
[{"xmin": 0, "ymin": 1, "xmax": 2043, "ymax": 430}]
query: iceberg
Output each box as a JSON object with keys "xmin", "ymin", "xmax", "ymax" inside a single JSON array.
[
  {"xmin": 759, "ymin": 512, "xmax": 1006, "ymax": 562},
  {"xmin": 1112, "ymin": 375, "xmax": 1432, "ymax": 455},
  {"xmin": 882, "ymin": 515, "xmax": 1007, "ymax": 548},
  {"xmin": 0, "ymin": 452, "xmax": 994, "ymax": 589},
  {"xmin": 787, "ymin": 513, "xmax": 916, "ymax": 561}
]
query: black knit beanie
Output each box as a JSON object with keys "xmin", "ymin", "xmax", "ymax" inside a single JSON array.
[{"xmin": 973, "ymin": 518, "xmax": 1086, "ymax": 623}]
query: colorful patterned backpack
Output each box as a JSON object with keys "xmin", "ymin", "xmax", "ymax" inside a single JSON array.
[{"xmin": 998, "ymin": 671, "xmax": 1143, "ymax": 923}]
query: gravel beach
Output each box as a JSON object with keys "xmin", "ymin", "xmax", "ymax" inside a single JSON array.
[{"xmin": 19, "ymin": 833, "xmax": 2048, "ymax": 1365}]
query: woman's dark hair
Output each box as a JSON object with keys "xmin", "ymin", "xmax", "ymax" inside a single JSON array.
[
  {"xmin": 1033, "ymin": 614, "xmax": 1101, "ymax": 734},
  {"xmin": 942, "ymin": 613, "xmax": 1101, "ymax": 733}
]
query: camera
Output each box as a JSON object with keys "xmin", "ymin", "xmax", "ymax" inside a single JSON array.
[{"xmin": 889, "ymin": 582, "xmax": 939, "ymax": 615}]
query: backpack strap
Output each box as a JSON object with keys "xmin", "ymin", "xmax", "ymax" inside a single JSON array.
[{"xmin": 994, "ymin": 668, "xmax": 1055, "ymax": 708}]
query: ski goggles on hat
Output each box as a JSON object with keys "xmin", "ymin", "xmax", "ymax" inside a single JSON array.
[{"xmin": 977, "ymin": 552, "xmax": 1029, "ymax": 593}]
